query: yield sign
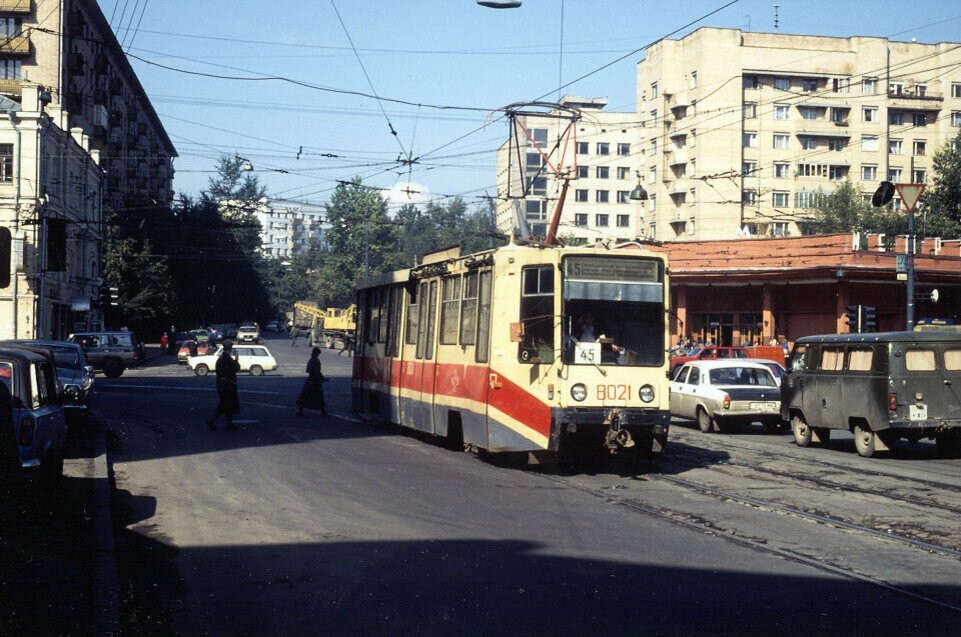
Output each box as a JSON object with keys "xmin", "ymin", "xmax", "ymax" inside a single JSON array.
[{"xmin": 895, "ymin": 183, "xmax": 926, "ymax": 211}]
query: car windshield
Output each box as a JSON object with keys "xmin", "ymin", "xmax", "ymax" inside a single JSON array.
[
  {"xmin": 52, "ymin": 349, "xmax": 82, "ymax": 370},
  {"xmin": 709, "ymin": 366, "xmax": 776, "ymax": 387}
]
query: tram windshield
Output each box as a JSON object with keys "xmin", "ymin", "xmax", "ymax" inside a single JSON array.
[{"xmin": 562, "ymin": 256, "xmax": 665, "ymax": 367}]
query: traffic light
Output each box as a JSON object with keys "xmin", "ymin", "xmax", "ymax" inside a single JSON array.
[
  {"xmin": 845, "ymin": 304, "xmax": 861, "ymax": 333},
  {"xmin": 98, "ymin": 285, "xmax": 119, "ymax": 307},
  {"xmin": 861, "ymin": 306, "xmax": 877, "ymax": 332}
]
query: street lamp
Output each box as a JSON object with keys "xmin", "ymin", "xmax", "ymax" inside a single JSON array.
[
  {"xmin": 477, "ymin": 1, "xmax": 522, "ymax": 7},
  {"xmin": 629, "ymin": 171, "xmax": 648, "ymax": 201}
]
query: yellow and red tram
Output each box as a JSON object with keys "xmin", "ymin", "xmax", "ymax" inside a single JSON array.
[{"xmin": 352, "ymin": 241, "xmax": 671, "ymax": 460}]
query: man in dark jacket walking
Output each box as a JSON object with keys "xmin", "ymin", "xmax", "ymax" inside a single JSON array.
[
  {"xmin": 207, "ymin": 341, "xmax": 241, "ymax": 430},
  {"xmin": 296, "ymin": 347, "xmax": 328, "ymax": 416}
]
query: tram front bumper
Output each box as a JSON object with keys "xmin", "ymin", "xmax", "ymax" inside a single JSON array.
[{"xmin": 549, "ymin": 407, "xmax": 670, "ymax": 453}]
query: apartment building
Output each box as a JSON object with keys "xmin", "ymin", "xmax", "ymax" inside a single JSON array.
[
  {"xmin": 638, "ymin": 28, "xmax": 961, "ymax": 241},
  {"xmin": 494, "ymin": 96, "xmax": 645, "ymax": 242},
  {"xmin": 0, "ymin": 0, "xmax": 176, "ymax": 337},
  {"xmin": 256, "ymin": 199, "xmax": 328, "ymax": 260}
]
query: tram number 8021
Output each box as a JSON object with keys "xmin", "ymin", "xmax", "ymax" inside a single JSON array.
[{"xmin": 597, "ymin": 384, "xmax": 631, "ymax": 401}]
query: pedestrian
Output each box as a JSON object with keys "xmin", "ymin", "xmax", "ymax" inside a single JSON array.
[
  {"xmin": 207, "ymin": 341, "xmax": 241, "ymax": 431},
  {"xmin": 160, "ymin": 332, "xmax": 168, "ymax": 352},
  {"xmin": 296, "ymin": 347, "xmax": 328, "ymax": 417},
  {"xmin": 290, "ymin": 325, "xmax": 299, "ymax": 347}
]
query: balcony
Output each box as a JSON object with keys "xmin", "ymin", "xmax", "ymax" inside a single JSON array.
[
  {"xmin": 0, "ymin": 34, "xmax": 29, "ymax": 56},
  {"xmin": 0, "ymin": 78, "xmax": 21, "ymax": 95},
  {"xmin": 887, "ymin": 90, "xmax": 943, "ymax": 111},
  {"xmin": 0, "ymin": 1, "xmax": 32, "ymax": 14}
]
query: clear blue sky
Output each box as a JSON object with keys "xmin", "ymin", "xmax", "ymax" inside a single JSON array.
[{"xmin": 97, "ymin": 1, "xmax": 961, "ymax": 211}]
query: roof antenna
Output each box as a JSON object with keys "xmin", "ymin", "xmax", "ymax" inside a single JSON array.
[{"xmin": 773, "ymin": 4, "xmax": 780, "ymax": 31}]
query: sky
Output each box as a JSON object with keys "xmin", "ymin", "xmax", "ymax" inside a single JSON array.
[{"xmin": 96, "ymin": 1, "xmax": 961, "ymax": 212}]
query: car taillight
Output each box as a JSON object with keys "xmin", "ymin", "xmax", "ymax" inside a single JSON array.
[
  {"xmin": 722, "ymin": 394, "xmax": 731, "ymax": 410},
  {"xmin": 19, "ymin": 416, "xmax": 35, "ymax": 446},
  {"xmin": 888, "ymin": 393, "xmax": 898, "ymax": 415}
]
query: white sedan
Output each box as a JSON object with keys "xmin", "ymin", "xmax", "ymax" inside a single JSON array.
[
  {"xmin": 188, "ymin": 344, "xmax": 278, "ymax": 377},
  {"xmin": 670, "ymin": 359, "xmax": 783, "ymax": 433}
]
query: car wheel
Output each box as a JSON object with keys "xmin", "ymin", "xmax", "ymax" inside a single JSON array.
[
  {"xmin": 853, "ymin": 423, "xmax": 876, "ymax": 457},
  {"xmin": 324, "ymin": 336, "xmax": 333, "ymax": 349},
  {"xmin": 792, "ymin": 414, "xmax": 812, "ymax": 447},
  {"xmin": 194, "ymin": 364, "xmax": 209, "ymax": 377},
  {"xmin": 103, "ymin": 360, "xmax": 123, "ymax": 378},
  {"xmin": 697, "ymin": 408, "xmax": 714, "ymax": 433},
  {"xmin": 249, "ymin": 365, "xmax": 264, "ymax": 376}
]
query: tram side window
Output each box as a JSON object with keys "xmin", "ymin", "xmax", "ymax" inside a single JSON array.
[
  {"xmin": 425, "ymin": 281, "xmax": 438, "ymax": 360},
  {"xmin": 519, "ymin": 266, "xmax": 555, "ymax": 363},
  {"xmin": 406, "ymin": 283, "xmax": 420, "ymax": 346},
  {"xmin": 377, "ymin": 287, "xmax": 390, "ymax": 343},
  {"xmin": 475, "ymin": 270, "xmax": 493, "ymax": 364},
  {"xmin": 460, "ymin": 271, "xmax": 478, "ymax": 346},
  {"xmin": 388, "ymin": 286, "xmax": 403, "ymax": 357},
  {"xmin": 439, "ymin": 275, "xmax": 461, "ymax": 345},
  {"xmin": 367, "ymin": 288, "xmax": 382, "ymax": 344},
  {"xmin": 415, "ymin": 282, "xmax": 428, "ymax": 358}
]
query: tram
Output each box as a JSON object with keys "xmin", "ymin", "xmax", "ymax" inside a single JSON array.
[{"xmin": 351, "ymin": 240, "xmax": 671, "ymax": 461}]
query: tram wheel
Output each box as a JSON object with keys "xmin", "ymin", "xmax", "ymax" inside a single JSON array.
[
  {"xmin": 853, "ymin": 423, "xmax": 876, "ymax": 458},
  {"xmin": 697, "ymin": 408, "xmax": 714, "ymax": 433},
  {"xmin": 792, "ymin": 414, "xmax": 812, "ymax": 447}
]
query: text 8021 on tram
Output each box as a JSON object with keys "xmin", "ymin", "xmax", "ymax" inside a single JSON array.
[{"xmin": 351, "ymin": 240, "xmax": 671, "ymax": 464}]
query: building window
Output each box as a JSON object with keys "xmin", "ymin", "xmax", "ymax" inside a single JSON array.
[
  {"xmin": 596, "ymin": 142, "xmax": 610, "ymax": 155},
  {"xmin": 829, "ymin": 166, "xmax": 848, "ymax": 180},
  {"xmin": 742, "ymin": 189, "xmax": 758, "ymax": 205},
  {"xmin": 802, "ymin": 79, "xmax": 818, "ymax": 92},
  {"xmin": 774, "ymin": 77, "xmax": 790, "ymax": 91},
  {"xmin": 528, "ymin": 176, "xmax": 547, "ymax": 196},
  {"xmin": 649, "ymin": 139, "xmax": 657, "ymax": 155},
  {"xmin": 800, "ymin": 137, "xmax": 816, "ymax": 150},
  {"xmin": 774, "ymin": 104, "xmax": 790, "ymax": 120},
  {"xmin": 773, "ymin": 133, "xmax": 790, "ymax": 149},
  {"xmin": 863, "ymin": 77, "xmax": 877, "ymax": 94},
  {"xmin": 796, "ymin": 191, "xmax": 825, "ymax": 209},
  {"xmin": 828, "ymin": 139, "xmax": 847, "ymax": 151},
  {"xmin": 0, "ymin": 58, "xmax": 20, "ymax": 80},
  {"xmin": 616, "ymin": 190, "xmax": 630, "ymax": 203},
  {"xmin": 575, "ymin": 189, "xmax": 588, "ymax": 202},
  {"xmin": 743, "ymin": 75, "xmax": 758, "ymax": 89},
  {"xmin": 649, "ymin": 166, "xmax": 656, "ymax": 183},
  {"xmin": 913, "ymin": 140, "xmax": 926, "ymax": 156},
  {"xmin": 774, "ymin": 162, "xmax": 790, "ymax": 178},
  {"xmin": 773, "ymin": 222, "xmax": 789, "ymax": 236},
  {"xmin": 888, "ymin": 168, "xmax": 902, "ymax": 182},
  {"xmin": 616, "ymin": 214, "xmax": 630, "ymax": 227},
  {"xmin": 953, "ymin": 83, "xmax": 961, "ymax": 98},
  {"xmin": 617, "ymin": 166, "xmax": 631, "ymax": 179},
  {"xmin": 773, "ymin": 192, "xmax": 789, "ymax": 207},
  {"xmin": 577, "ymin": 165, "xmax": 589, "ymax": 179},
  {"xmin": 0, "ymin": 144, "xmax": 12, "ymax": 182},
  {"xmin": 889, "ymin": 80, "xmax": 904, "ymax": 95},
  {"xmin": 651, "ymin": 81, "xmax": 658, "ymax": 99},
  {"xmin": 526, "ymin": 152, "xmax": 543, "ymax": 173},
  {"xmin": 649, "ymin": 195, "xmax": 656, "ymax": 211},
  {"xmin": 913, "ymin": 112, "xmax": 928, "ymax": 127},
  {"xmin": 525, "ymin": 199, "xmax": 547, "ymax": 221},
  {"xmin": 916, "ymin": 84, "xmax": 927, "ymax": 97},
  {"xmin": 595, "ymin": 190, "xmax": 609, "ymax": 203},
  {"xmin": 527, "ymin": 128, "xmax": 548, "ymax": 148},
  {"xmin": 617, "ymin": 143, "xmax": 631, "ymax": 156},
  {"xmin": 889, "ymin": 139, "xmax": 902, "ymax": 154},
  {"xmin": 798, "ymin": 106, "xmax": 819, "ymax": 120},
  {"xmin": 953, "ymin": 111, "xmax": 961, "ymax": 127},
  {"xmin": 595, "ymin": 214, "xmax": 609, "ymax": 227},
  {"xmin": 744, "ymin": 103, "xmax": 757, "ymax": 118},
  {"xmin": 863, "ymin": 107, "xmax": 878, "ymax": 122},
  {"xmin": 743, "ymin": 132, "xmax": 758, "ymax": 148},
  {"xmin": 596, "ymin": 166, "xmax": 609, "ymax": 179},
  {"xmin": 913, "ymin": 169, "xmax": 927, "ymax": 183},
  {"xmin": 832, "ymin": 77, "xmax": 850, "ymax": 93},
  {"xmin": 861, "ymin": 135, "xmax": 878, "ymax": 152},
  {"xmin": 889, "ymin": 110, "xmax": 904, "ymax": 126},
  {"xmin": 649, "ymin": 109, "xmax": 657, "ymax": 126},
  {"xmin": 577, "ymin": 142, "xmax": 589, "ymax": 154},
  {"xmin": 574, "ymin": 213, "xmax": 587, "ymax": 226},
  {"xmin": 862, "ymin": 165, "xmax": 878, "ymax": 181},
  {"xmin": 743, "ymin": 161, "xmax": 758, "ymax": 176}
]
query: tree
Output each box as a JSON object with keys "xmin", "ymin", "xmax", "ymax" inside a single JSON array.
[
  {"xmin": 807, "ymin": 179, "xmax": 905, "ymax": 238},
  {"xmin": 920, "ymin": 130, "xmax": 961, "ymax": 240}
]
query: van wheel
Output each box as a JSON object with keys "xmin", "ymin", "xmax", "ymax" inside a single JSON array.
[
  {"xmin": 194, "ymin": 364, "xmax": 209, "ymax": 377},
  {"xmin": 249, "ymin": 365, "xmax": 264, "ymax": 376},
  {"xmin": 103, "ymin": 360, "xmax": 123, "ymax": 378},
  {"xmin": 853, "ymin": 423, "xmax": 876, "ymax": 457},
  {"xmin": 792, "ymin": 414, "xmax": 812, "ymax": 447},
  {"xmin": 697, "ymin": 408, "xmax": 714, "ymax": 433},
  {"xmin": 935, "ymin": 430, "xmax": 961, "ymax": 458}
]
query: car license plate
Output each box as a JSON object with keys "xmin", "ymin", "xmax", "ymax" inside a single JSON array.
[
  {"xmin": 750, "ymin": 402, "xmax": 777, "ymax": 411},
  {"xmin": 909, "ymin": 404, "xmax": 927, "ymax": 421}
]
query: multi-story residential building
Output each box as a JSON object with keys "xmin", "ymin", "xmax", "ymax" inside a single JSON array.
[
  {"xmin": 494, "ymin": 96, "xmax": 645, "ymax": 242},
  {"xmin": 637, "ymin": 28, "xmax": 961, "ymax": 241},
  {"xmin": 257, "ymin": 199, "xmax": 328, "ymax": 260},
  {"xmin": 0, "ymin": 0, "xmax": 176, "ymax": 337}
]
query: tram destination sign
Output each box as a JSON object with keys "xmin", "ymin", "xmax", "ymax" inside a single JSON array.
[{"xmin": 565, "ymin": 257, "xmax": 660, "ymax": 283}]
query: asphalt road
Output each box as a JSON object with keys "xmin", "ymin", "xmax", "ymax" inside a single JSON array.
[{"xmin": 81, "ymin": 333, "xmax": 961, "ymax": 636}]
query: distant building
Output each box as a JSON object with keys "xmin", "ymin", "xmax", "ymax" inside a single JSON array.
[{"xmin": 256, "ymin": 199, "xmax": 328, "ymax": 260}]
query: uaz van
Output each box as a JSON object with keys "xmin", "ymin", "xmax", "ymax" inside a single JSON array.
[{"xmin": 781, "ymin": 331, "xmax": 961, "ymax": 458}]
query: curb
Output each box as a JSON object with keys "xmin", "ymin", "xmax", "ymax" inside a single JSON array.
[{"xmin": 92, "ymin": 421, "xmax": 120, "ymax": 636}]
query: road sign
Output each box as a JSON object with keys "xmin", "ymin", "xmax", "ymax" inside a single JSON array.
[{"xmin": 895, "ymin": 183, "xmax": 926, "ymax": 211}]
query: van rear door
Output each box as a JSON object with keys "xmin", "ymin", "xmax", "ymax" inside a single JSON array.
[{"xmin": 902, "ymin": 344, "xmax": 961, "ymax": 423}]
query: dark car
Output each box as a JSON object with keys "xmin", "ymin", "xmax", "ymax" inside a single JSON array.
[
  {"xmin": 67, "ymin": 331, "xmax": 140, "ymax": 378},
  {"xmin": 0, "ymin": 347, "xmax": 67, "ymax": 481},
  {"xmin": 1, "ymin": 340, "xmax": 95, "ymax": 416}
]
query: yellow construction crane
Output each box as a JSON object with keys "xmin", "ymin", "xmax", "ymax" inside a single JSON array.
[{"xmin": 292, "ymin": 302, "xmax": 357, "ymax": 349}]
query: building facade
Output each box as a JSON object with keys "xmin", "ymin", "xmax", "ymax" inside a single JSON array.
[
  {"xmin": 494, "ymin": 96, "xmax": 645, "ymax": 242},
  {"xmin": 637, "ymin": 28, "xmax": 961, "ymax": 241},
  {"xmin": 257, "ymin": 199, "xmax": 328, "ymax": 260}
]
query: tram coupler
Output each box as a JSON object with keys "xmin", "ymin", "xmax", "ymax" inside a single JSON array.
[{"xmin": 603, "ymin": 410, "xmax": 634, "ymax": 453}]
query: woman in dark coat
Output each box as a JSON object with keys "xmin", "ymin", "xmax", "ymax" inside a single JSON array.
[
  {"xmin": 297, "ymin": 347, "xmax": 328, "ymax": 416},
  {"xmin": 207, "ymin": 341, "xmax": 241, "ymax": 430}
]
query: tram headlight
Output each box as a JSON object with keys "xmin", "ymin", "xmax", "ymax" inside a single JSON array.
[
  {"xmin": 638, "ymin": 384, "xmax": 655, "ymax": 403},
  {"xmin": 571, "ymin": 383, "xmax": 588, "ymax": 402}
]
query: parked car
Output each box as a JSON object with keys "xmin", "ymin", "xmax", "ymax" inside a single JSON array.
[
  {"xmin": 670, "ymin": 346, "xmax": 750, "ymax": 378},
  {"xmin": 237, "ymin": 324, "xmax": 260, "ymax": 343},
  {"xmin": 67, "ymin": 331, "xmax": 140, "ymax": 378},
  {"xmin": 189, "ymin": 328, "xmax": 211, "ymax": 343},
  {"xmin": 742, "ymin": 358, "xmax": 787, "ymax": 385},
  {"xmin": 0, "ymin": 346, "xmax": 67, "ymax": 481},
  {"xmin": 1, "ymin": 340, "xmax": 94, "ymax": 417},
  {"xmin": 265, "ymin": 321, "xmax": 281, "ymax": 333},
  {"xmin": 670, "ymin": 359, "xmax": 782, "ymax": 434},
  {"xmin": 782, "ymin": 331, "xmax": 961, "ymax": 458},
  {"xmin": 223, "ymin": 323, "xmax": 239, "ymax": 339},
  {"xmin": 189, "ymin": 344, "xmax": 278, "ymax": 376},
  {"xmin": 177, "ymin": 339, "xmax": 214, "ymax": 365}
]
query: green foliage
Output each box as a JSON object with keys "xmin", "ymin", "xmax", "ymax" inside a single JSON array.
[
  {"xmin": 920, "ymin": 130, "xmax": 961, "ymax": 239},
  {"xmin": 807, "ymin": 179, "xmax": 906, "ymax": 237}
]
